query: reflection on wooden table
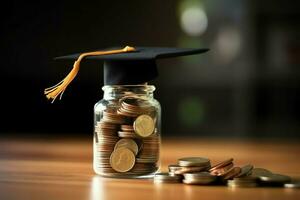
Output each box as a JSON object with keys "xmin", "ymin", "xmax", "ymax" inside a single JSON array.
[{"xmin": 0, "ymin": 137, "xmax": 299, "ymax": 200}]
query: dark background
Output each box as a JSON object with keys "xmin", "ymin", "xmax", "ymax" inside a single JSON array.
[{"xmin": 0, "ymin": 0, "xmax": 299, "ymax": 139}]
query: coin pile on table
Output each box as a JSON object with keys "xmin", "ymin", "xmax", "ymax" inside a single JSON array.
[
  {"xmin": 94, "ymin": 96, "xmax": 160, "ymax": 177},
  {"xmin": 154, "ymin": 157, "xmax": 300, "ymax": 189}
]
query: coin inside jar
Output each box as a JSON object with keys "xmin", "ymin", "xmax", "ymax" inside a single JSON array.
[
  {"xmin": 110, "ymin": 147, "xmax": 136, "ymax": 173},
  {"xmin": 133, "ymin": 114, "xmax": 155, "ymax": 137},
  {"xmin": 114, "ymin": 138, "xmax": 139, "ymax": 155}
]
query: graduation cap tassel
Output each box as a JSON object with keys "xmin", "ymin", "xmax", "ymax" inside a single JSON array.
[{"xmin": 44, "ymin": 46, "xmax": 136, "ymax": 103}]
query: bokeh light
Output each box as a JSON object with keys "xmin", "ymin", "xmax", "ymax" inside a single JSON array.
[
  {"xmin": 213, "ymin": 26, "xmax": 242, "ymax": 64},
  {"xmin": 180, "ymin": 6, "xmax": 208, "ymax": 36},
  {"xmin": 178, "ymin": 96, "xmax": 205, "ymax": 127},
  {"xmin": 178, "ymin": 0, "xmax": 208, "ymax": 37}
]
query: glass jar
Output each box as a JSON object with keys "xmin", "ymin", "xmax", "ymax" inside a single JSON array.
[{"xmin": 93, "ymin": 85, "xmax": 161, "ymax": 178}]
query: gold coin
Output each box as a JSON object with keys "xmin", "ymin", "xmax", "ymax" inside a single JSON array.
[
  {"xmin": 110, "ymin": 147, "xmax": 135, "ymax": 173},
  {"xmin": 133, "ymin": 114, "xmax": 155, "ymax": 137},
  {"xmin": 114, "ymin": 139, "xmax": 139, "ymax": 155}
]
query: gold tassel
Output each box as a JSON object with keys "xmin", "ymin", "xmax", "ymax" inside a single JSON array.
[{"xmin": 44, "ymin": 46, "xmax": 136, "ymax": 103}]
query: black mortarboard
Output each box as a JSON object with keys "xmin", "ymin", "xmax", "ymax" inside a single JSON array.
[
  {"xmin": 45, "ymin": 46, "xmax": 208, "ymax": 101},
  {"xmin": 56, "ymin": 47, "xmax": 209, "ymax": 85}
]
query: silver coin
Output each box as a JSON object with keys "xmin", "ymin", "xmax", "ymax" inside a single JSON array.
[
  {"xmin": 154, "ymin": 172, "xmax": 182, "ymax": 183},
  {"xmin": 236, "ymin": 164, "xmax": 253, "ymax": 177},
  {"xmin": 183, "ymin": 172, "xmax": 217, "ymax": 185},
  {"xmin": 284, "ymin": 182, "xmax": 300, "ymax": 188},
  {"xmin": 227, "ymin": 180, "xmax": 258, "ymax": 188},
  {"xmin": 178, "ymin": 157, "xmax": 210, "ymax": 167},
  {"xmin": 251, "ymin": 168, "xmax": 273, "ymax": 177},
  {"xmin": 260, "ymin": 174, "xmax": 291, "ymax": 184}
]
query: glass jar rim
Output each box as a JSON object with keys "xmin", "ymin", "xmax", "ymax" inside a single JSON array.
[{"xmin": 102, "ymin": 85, "xmax": 156, "ymax": 92}]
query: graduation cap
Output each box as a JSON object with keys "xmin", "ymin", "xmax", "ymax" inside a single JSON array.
[{"xmin": 44, "ymin": 46, "xmax": 208, "ymax": 102}]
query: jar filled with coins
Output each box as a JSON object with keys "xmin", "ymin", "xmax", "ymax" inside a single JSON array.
[{"xmin": 93, "ymin": 85, "xmax": 161, "ymax": 178}]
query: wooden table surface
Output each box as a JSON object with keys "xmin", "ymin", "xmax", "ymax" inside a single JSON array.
[{"xmin": 0, "ymin": 137, "xmax": 300, "ymax": 200}]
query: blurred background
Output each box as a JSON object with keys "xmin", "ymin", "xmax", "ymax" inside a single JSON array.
[{"xmin": 0, "ymin": 0, "xmax": 299, "ymax": 139}]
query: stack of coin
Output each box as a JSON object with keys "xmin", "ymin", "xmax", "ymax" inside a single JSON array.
[
  {"xmin": 226, "ymin": 165, "xmax": 257, "ymax": 187},
  {"xmin": 209, "ymin": 158, "xmax": 234, "ymax": 176},
  {"xmin": 169, "ymin": 158, "xmax": 211, "ymax": 176},
  {"xmin": 120, "ymin": 125, "xmax": 134, "ymax": 132},
  {"xmin": 102, "ymin": 107, "xmax": 126, "ymax": 124},
  {"xmin": 94, "ymin": 96, "xmax": 160, "ymax": 177},
  {"xmin": 183, "ymin": 172, "xmax": 217, "ymax": 185},
  {"xmin": 170, "ymin": 165, "xmax": 210, "ymax": 175},
  {"xmin": 133, "ymin": 134, "xmax": 159, "ymax": 175},
  {"xmin": 94, "ymin": 121, "xmax": 119, "ymax": 174},
  {"xmin": 175, "ymin": 157, "xmax": 212, "ymax": 183},
  {"xmin": 137, "ymin": 134, "xmax": 159, "ymax": 162},
  {"xmin": 230, "ymin": 167, "xmax": 291, "ymax": 187},
  {"xmin": 129, "ymin": 163, "xmax": 158, "ymax": 175},
  {"xmin": 154, "ymin": 173, "xmax": 182, "ymax": 183},
  {"xmin": 110, "ymin": 138, "xmax": 158, "ymax": 176},
  {"xmin": 160, "ymin": 157, "xmax": 295, "ymax": 188},
  {"xmin": 222, "ymin": 167, "xmax": 242, "ymax": 181},
  {"xmin": 227, "ymin": 176, "xmax": 258, "ymax": 187},
  {"xmin": 133, "ymin": 114, "xmax": 159, "ymax": 173},
  {"xmin": 117, "ymin": 97, "xmax": 154, "ymax": 117},
  {"xmin": 94, "ymin": 121, "xmax": 119, "ymax": 151},
  {"xmin": 118, "ymin": 130, "xmax": 138, "ymax": 138},
  {"xmin": 178, "ymin": 157, "xmax": 211, "ymax": 168},
  {"xmin": 168, "ymin": 165, "xmax": 184, "ymax": 176}
]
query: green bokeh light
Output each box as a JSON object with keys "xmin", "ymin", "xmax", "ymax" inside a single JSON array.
[{"xmin": 178, "ymin": 96, "xmax": 205, "ymax": 127}]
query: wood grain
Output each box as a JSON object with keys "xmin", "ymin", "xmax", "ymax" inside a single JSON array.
[{"xmin": 0, "ymin": 138, "xmax": 300, "ymax": 200}]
